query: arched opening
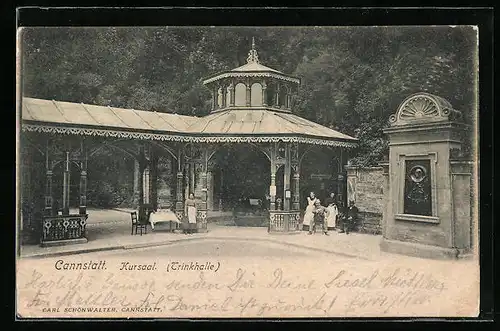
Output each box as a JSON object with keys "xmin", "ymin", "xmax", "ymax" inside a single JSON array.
[
  {"xmin": 87, "ymin": 145, "xmax": 136, "ymax": 209},
  {"xmin": 234, "ymin": 83, "xmax": 246, "ymax": 106},
  {"xmin": 267, "ymin": 84, "xmax": 276, "ymax": 107},
  {"xmin": 52, "ymin": 161, "xmax": 82, "ymax": 214},
  {"xmin": 211, "ymin": 144, "xmax": 270, "ymax": 213},
  {"xmin": 251, "ymin": 83, "xmax": 263, "ymax": 106},
  {"xmin": 299, "ymin": 147, "xmax": 345, "ymax": 210}
]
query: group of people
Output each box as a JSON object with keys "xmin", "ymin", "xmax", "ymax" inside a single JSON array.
[{"xmin": 302, "ymin": 191, "xmax": 358, "ymax": 235}]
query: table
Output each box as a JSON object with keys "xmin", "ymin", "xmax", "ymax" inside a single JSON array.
[{"xmin": 149, "ymin": 210, "xmax": 181, "ymax": 231}]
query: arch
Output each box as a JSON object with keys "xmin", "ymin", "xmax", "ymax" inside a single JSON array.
[
  {"xmin": 51, "ymin": 159, "xmax": 82, "ymax": 172},
  {"xmin": 22, "ymin": 135, "xmax": 45, "ymax": 157},
  {"xmin": 148, "ymin": 141, "xmax": 178, "ymax": 161},
  {"xmin": 250, "ymin": 83, "xmax": 263, "ymax": 106},
  {"xmin": 88, "ymin": 140, "xmax": 138, "ymax": 161},
  {"xmin": 234, "ymin": 83, "xmax": 246, "ymax": 106},
  {"xmin": 390, "ymin": 92, "xmax": 461, "ymax": 126},
  {"xmin": 207, "ymin": 142, "xmax": 271, "ymax": 163}
]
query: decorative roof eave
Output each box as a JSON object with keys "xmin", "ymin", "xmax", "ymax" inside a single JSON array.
[
  {"xmin": 21, "ymin": 122, "xmax": 358, "ymax": 148},
  {"xmin": 202, "ymin": 71, "xmax": 301, "ymax": 86}
]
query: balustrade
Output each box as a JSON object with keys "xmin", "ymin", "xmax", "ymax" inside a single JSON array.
[
  {"xmin": 268, "ymin": 210, "xmax": 301, "ymax": 233},
  {"xmin": 41, "ymin": 214, "xmax": 88, "ymax": 246}
]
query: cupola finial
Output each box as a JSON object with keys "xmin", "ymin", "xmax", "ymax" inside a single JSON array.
[{"xmin": 247, "ymin": 37, "xmax": 260, "ymax": 64}]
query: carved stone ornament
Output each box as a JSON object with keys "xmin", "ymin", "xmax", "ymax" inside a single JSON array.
[{"xmin": 389, "ymin": 92, "xmax": 462, "ymax": 126}]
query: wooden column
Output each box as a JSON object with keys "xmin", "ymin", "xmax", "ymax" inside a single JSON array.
[
  {"xmin": 212, "ymin": 85, "xmax": 218, "ymax": 110},
  {"xmin": 207, "ymin": 163, "xmax": 214, "ymax": 210},
  {"xmin": 137, "ymin": 146, "xmax": 145, "ymax": 207},
  {"xmin": 62, "ymin": 151, "xmax": 70, "ymax": 215},
  {"xmin": 175, "ymin": 171, "xmax": 184, "ymax": 212},
  {"xmin": 222, "ymin": 86, "xmax": 227, "ymax": 108},
  {"xmin": 283, "ymin": 144, "xmax": 291, "ymax": 211},
  {"xmin": 229, "ymin": 82, "xmax": 235, "ymax": 107},
  {"xmin": 270, "ymin": 160, "xmax": 276, "ymax": 211},
  {"xmin": 189, "ymin": 163, "xmax": 195, "ymax": 195},
  {"xmin": 200, "ymin": 171, "xmax": 208, "ymax": 210},
  {"xmin": 78, "ymin": 140, "xmax": 87, "ymax": 215},
  {"xmin": 150, "ymin": 153, "xmax": 158, "ymax": 209},
  {"xmin": 292, "ymin": 169, "xmax": 300, "ymax": 210},
  {"xmin": 133, "ymin": 159, "xmax": 140, "ymax": 206},
  {"xmin": 274, "ymin": 84, "xmax": 280, "ymax": 108},
  {"xmin": 44, "ymin": 170, "xmax": 53, "ymax": 216}
]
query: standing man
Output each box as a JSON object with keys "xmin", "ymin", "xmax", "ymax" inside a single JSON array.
[{"xmin": 340, "ymin": 200, "xmax": 358, "ymax": 234}]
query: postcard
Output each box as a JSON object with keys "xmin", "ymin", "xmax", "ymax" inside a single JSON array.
[{"xmin": 16, "ymin": 25, "xmax": 479, "ymax": 318}]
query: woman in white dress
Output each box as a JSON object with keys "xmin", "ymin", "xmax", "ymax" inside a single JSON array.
[
  {"xmin": 184, "ymin": 193, "xmax": 197, "ymax": 234},
  {"xmin": 303, "ymin": 192, "xmax": 319, "ymax": 231},
  {"xmin": 325, "ymin": 192, "xmax": 339, "ymax": 230}
]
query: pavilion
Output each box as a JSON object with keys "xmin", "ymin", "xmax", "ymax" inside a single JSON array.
[{"xmin": 19, "ymin": 39, "xmax": 358, "ymax": 246}]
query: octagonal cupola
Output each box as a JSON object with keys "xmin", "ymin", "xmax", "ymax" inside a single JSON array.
[{"xmin": 202, "ymin": 38, "xmax": 300, "ymax": 113}]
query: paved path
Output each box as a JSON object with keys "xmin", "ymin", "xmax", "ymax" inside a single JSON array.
[{"xmin": 20, "ymin": 217, "xmax": 382, "ymax": 261}]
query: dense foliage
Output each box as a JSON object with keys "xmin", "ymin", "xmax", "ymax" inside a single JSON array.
[{"xmin": 22, "ymin": 26, "xmax": 477, "ymax": 169}]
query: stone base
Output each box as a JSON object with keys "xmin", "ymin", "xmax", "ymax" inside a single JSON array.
[
  {"xmin": 380, "ymin": 238, "xmax": 471, "ymax": 260},
  {"xmin": 40, "ymin": 237, "xmax": 88, "ymax": 248}
]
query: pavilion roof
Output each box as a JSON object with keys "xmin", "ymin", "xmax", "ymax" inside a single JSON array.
[
  {"xmin": 21, "ymin": 97, "xmax": 358, "ymax": 148},
  {"xmin": 21, "ymin": 97, "xmax": 196, "ymax": 132},
  {"xmin": 184, "ymin": 108, "xmax": 357, "ymax": 146},
  {"xmin": 202, "ymin": 38, "xmax": 300, "ymax": 86}
]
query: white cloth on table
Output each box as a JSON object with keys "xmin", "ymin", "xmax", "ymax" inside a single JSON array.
[
  {"xmin": 149, "ymin": 209, "xmax": 181, "ymax": 229},
  {"xmin": 187, "ymin": 206, "xmax": 197, "ymax": 224},
  {"xmin": 326, "ymin": 204, "xmax": 338, "ymax": 228}
]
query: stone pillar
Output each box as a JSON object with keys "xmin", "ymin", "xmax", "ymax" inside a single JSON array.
[
  {"xmin": 379, "ymin": 162, "xmax": 390, "ymax": 239},
  {"xmin": 286, "ymin": 93, "xmax": 292, "ymax": 110},
  {"xmin": 380, "ymin": 92, "xmax": 471, "ymax": 259},
  {"xmin": 262, "ymin": 81, "xmax": 267, "ymax": 106}
]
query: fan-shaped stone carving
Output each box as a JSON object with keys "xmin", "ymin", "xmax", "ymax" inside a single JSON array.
[
  {"xmin": 389, "ymin": 92, "xmax": 461, "ymax": 126},
  {"xmin": 400, "ymin": 96, "xmax": 440, "ymax": 120}
]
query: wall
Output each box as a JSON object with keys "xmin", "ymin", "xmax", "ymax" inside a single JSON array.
[{"xmin": 346, "ymin": 166, "xmax": 384, "ymax": 235}]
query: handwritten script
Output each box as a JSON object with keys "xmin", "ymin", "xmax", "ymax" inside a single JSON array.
[{"xmin": 15, "ymin": 257, "xmax": 470, "ymax": 318}]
